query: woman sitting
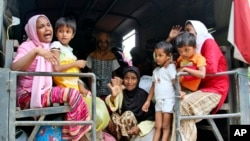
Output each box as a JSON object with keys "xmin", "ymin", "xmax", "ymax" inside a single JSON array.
[{"xmin": 105, "ymin": 66, "xmax": 155, "ymax": 141}]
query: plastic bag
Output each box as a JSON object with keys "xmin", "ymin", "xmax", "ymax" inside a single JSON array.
[
  {"xmin": 35, "ymin": 125, "xmax": 66, "ymax": 141},
  {"xmin": 16, "ymin": 128, "xmax": 28, "ymax": 141},
  {"xmin": 85, "ymin": 96, "xmax": 111, "ymax": 131}
]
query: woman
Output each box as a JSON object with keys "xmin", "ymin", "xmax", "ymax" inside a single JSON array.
[
  {"xmin": 105, "ymin": 66, "xmax": 155, "ymax": 141},
  {"xmin": 86, "ymin": 32, "xmax": 120, "ymax": 100},
  {"xmin": 167, "ymin": 20, "xmax": 229, "ymax": 141},
  {"xmin": 11, "ymin": 14, "xmax": 91, "ymax": 141}
]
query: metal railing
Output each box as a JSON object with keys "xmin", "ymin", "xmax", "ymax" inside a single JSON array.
[
  {"xmin": 7, "ymin": 70, "xmax": 97, "ymax": 141},
  {"xmin": 174, "ymin": 68, "xmax": 250, "ymax": 141}
]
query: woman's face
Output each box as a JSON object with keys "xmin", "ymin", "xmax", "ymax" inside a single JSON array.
[
  {"xmin": 36, "ymin": 16, "xmax": 53, "ymax": 43},
  {"xmin": 185, "ymin": 23, "xmax": 197, "ymax": 36},
  {"xmin": 123, "ymin": 71, "xmax": 138, "ymax": 91},
  {"xmin": 97, "ymin": 33, "xmax": 110, "ymax": 51}
]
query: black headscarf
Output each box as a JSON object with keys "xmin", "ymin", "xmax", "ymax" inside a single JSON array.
[{"xmin": 121, "ymin": 66, "xmax": 155, "ymax": 123}]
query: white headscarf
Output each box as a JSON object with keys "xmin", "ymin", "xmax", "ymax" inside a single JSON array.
[{"xmin": 185, "ymin": 20, "xmax": 214, "ymax": 53}]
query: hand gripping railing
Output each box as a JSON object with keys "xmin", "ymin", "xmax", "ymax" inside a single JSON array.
[
  {"xmin": 174, "ymin": 68, "xmax": 250, "ymax": 141},
  {"xmin": 8, "ymin": 71, "xmax": 97, "ymax": 141}
]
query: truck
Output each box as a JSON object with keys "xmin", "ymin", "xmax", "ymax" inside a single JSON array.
[{"xmin": 0, "ymin": 0, "xmax": 249, "ymax": 140}]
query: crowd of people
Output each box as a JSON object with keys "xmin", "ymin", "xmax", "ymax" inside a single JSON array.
[{"xmin": 12, "ymin": 13, "xmax": 229, "ymax": 141}]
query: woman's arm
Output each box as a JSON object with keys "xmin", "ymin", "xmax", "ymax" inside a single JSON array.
[
  {"xmin": 105, "ymin": 77, "xmax": 124, "ymax": 111},
  {"xmin": 166, "ymin": 25, "xmax": 182, "ymax": 42},
  {"xmin": 12, "ymin": 47, "xmax": 58, "ymax": 71}
]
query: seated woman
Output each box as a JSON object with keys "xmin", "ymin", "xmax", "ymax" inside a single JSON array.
[
  {"xmin": 105, "ymin": 66, "xmax": 155, "ymax": 141},
  {"xmin": 11, "ymin": 14, "xmax": 90, "ymax": 141}
]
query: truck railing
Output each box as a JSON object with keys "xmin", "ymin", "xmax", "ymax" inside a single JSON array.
[{"xmin": 174, "ymin": 68, "xmax": 250, "ymax": 141}]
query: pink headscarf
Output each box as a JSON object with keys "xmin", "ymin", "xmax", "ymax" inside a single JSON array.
[
  {"xmin": 25, "ymin": 14, "xmax": 53, "ymax": 108},
  {"xmin": 185, "ymin": 20, "xmax": 214, "ymax": 54}
]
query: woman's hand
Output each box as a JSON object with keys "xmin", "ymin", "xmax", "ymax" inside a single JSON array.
[
  {"xmin": 36, "ymin": 47, "xmax": 58, "ymax": 65},
  {"xmin": 128, "ymin": 126, "xmax": 140, "ymax": 135},
  {"xmin": 107, "ymin": 77, "xmax": 124, "ymax": 98},
  {"xmin": 166, "ymin": 25, "xmax": 182, "ymax": 42}
]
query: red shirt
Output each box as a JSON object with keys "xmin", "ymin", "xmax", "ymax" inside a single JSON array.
[{"xmin": 200, "ymin": 39, "xmax": 229, "ymax": 113}]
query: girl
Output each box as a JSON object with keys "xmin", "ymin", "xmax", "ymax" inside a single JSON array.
[{"xmin": 142, "ymin": 41, "xmax": 176, "ymax": 141}]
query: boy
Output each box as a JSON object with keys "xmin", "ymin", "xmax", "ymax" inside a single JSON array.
[
  {"xmin": 175, "ymin": 31, "xmax": 206, "ymax": 91},
  {"xmin": 50, "ymin": 17, "xmax": 90, "ymax": 96}
]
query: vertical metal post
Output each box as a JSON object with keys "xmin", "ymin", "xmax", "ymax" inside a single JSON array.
[
  {"xmin": 0, "ymin": 0, "xmax": 3, "ymax": 40},
  {"xmin": 175, "ymin": 73, "xmax": 182, "ymax": 141},
  {"xmin": 0, "ymin": 68, "xmax": 10, "ymax": 141},
  {"xmin": 9, "ymin": 71, "xmax": 17, "ymax": 141},
  {"xmin": 237, "ymin": 68, "xmax": 250, "ymax": 124},
  {"xmin": 90, "ymin": 73, "xmax": 97, "ymax": 141},
  {"xmin": 0, "ymin": 0, "xmax": 5, "ymax": 67}
]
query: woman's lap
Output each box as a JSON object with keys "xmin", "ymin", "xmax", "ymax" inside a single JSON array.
[
  {"xmin": 179, "ymin": 90, "xmax": 221, "ymax": 141},
  {"xmin": 17, "ymin": 87, "xmax": 91, "ymax": 141}
]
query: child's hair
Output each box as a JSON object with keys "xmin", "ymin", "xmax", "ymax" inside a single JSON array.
[
  {"xmin": 175, "ymin": 31, "xmax": 196, "ymax": 48},
  {"xmin": 55, "ymin": 17, "xmax": 76, "ymax": 34},
  {"xmin": 154, "ymin": 41, "xmax": 173, "ymax": 56}
]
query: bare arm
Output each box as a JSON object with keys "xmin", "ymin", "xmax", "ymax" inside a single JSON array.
[
  {"xmin": 51, "ymin": 49, "xmax": 86, "ymax": 72},
  {"xmin": 166, "ymin": 25, "xmax": 182, "ymax": 42},
  {"xmin": 146, "ymin": 82, "xmax": 155, "ymax": 102},
  {"xmin": 142, "ymin": 82, "xmax": 155, "ymax": 112},
  {"xmin": 179, "ymin": 66, "xmax": 206, "ymax": 79},
  {"xmin": 53, "ymin": 60, "xmax": 86, "ymax": 72}
]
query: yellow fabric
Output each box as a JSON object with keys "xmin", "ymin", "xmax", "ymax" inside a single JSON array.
[
  {"xmin": 53, "ymin": 59, "xmax": 80, "ymax": 90},
  {"xmin": 105, "ymin": 93, "xmax": 123, "ymax": 113},
  {"xmin": 137, "ymin": 121, "xmax": 155, "ymax": 136},
  {"xmin": 85, "ymin": 96, "xmax": 110, "ymax": 131}
]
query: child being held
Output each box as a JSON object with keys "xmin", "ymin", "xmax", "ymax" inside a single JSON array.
[
  {"xmin": 50, "ymin": 17, "xmax": 90, "ymax": 96},
  {"xmin": 175, "ymin": 31, "xmax": 206, "ymax": 91}
]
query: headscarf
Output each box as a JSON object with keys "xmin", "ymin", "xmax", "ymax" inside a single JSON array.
[
  {"xmin": 25, "ymin": 15, "xmax": 53, "ymax": 108},
  {"xmin": 185, "ymin": 20, "xmax": 214, "ymax": 53},
  {"xmin": 89, "ymin": 32, "xmax": 116, "ymax": 60},
  {"xmin": 121, "ymin": 66, "xmax": 155, "ymax": 123}
]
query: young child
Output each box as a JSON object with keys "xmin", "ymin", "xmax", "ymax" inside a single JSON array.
[
  {"xmin": 175, "ymin": 31, "xmax": 206, "ymax": 92},
  {"xmin": 142, "ymin": 41, "xmax": 176, "ymax": 141},
  {"xmin": 50, "ymin": 17, "xmax": 90, "ymax": 97}
]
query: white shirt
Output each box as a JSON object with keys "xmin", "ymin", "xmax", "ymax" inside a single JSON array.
[{"xmin": 152, "ymin": 63, "xmax": 176, "ymax": 100}]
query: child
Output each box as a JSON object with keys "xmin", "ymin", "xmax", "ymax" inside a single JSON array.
[
  {"xmin": 142, "ymin": 41, "xmax": 176, "ymax": 141},
  {"xmin": 175, "ymin": 31, "xmax": 206, "ymax": 92},
  {"xmin": 50, "ymin": 17, "xmax": 90, "ymax": 97},
  {"xmin": 51, "ymin": 17, "xmax": 113, "ymax": 141}
]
